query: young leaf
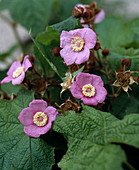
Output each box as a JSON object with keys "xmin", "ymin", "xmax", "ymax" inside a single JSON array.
[
  {"xmin": 54, "ymin": 105, "xmax": 139, "ymax": 169},
  {"xmin": 0, "ymin": 89, "xmax": 55, "ymax": 170},
  {"xmin": 33, "ymin": 39, "xmax": 67, "ymax": 80},
  {"xmin": 51, "ymin": 16, "xmax": 79, "ymax": 33}
]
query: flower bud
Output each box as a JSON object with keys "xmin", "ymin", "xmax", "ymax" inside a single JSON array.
[
  {"xmin": 121, "ymin": 59, "xmax": 130, "ymax": 67},
  {"xmin": 52, "ymin": 47, "xmax": 60, "ymax": 57},
  {"xmin": 102, "ymin": 49, "xmax": 110, "ymax": 57},
  {"xmin": 94, "ymin": 42, "xmax": 101, "ymax": 51},
  {"xmin": 73, "ymin": 7, "xmax": 84, "ymax": 18},
  {"xmin": 83, "ymin": 9, "xmax": 94, "ymax": 20}
]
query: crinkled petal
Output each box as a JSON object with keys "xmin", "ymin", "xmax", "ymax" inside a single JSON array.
[
  {"xmin": 7, "ymin": 61, "xmax": 21, "ymax": 76},
  {"xmin": 22, "ymin": 55, "xmax": 32, "ymax": 72},
  {"xmin": 91, "ymin": 75, "xmax": 104, "ymax": 87},
  {"xmin": 79, "ymin": 28, "xmax": 97, "ymax": 49},
  {"xmin": 70, "ymin": 81, "xmax": 83, "ymax": 99},
  {"xmin": 75, "ymin": 47, "xmax": 90, "ymax": 64},
  {"xmin": 1, "ymin": 76, "xmax": 12, "ymax": 84},
  {"xmin": 95, "ymin": 87, "xmax": 107, "ymax": 103},
  {"xmin": 18, "ymin": 108, "xmax": 34, "ymax": 126},
  {"xmin": 24, "ymin": 122, "xmax": 52, "ymax": 138},
  {"xmin": 38, "ymin": 122, "xmax": 52, "ymax": 136},
  {"xmin": 29, "ymin": 100, "xmax": 47, "ymax": 113},
  {"xmin": 76, "ymin": 72, "xmax": 93, "ymax": 88},
  {"xmin": 45, "ymin": 106, "xmax": 58, "ymax": 122},
  {"xmin": 94, "ymin": 9, "xmax": 105, "ymax": 24},
  {"xmin": 12, "ymin": 71, "xmax": 25, "ymax": 85},
  {"xmin": 60, "ymin": 31, "xmax": 73, "ymax": 48},
  {"xmin": 60, "ymin": 46, "xmax": 77, "ymax": 65},
  {"xmin": 81, "ymin": 96, "xmax": 98, "ymax": 106},
  {"xmin": 24, "ymin": 124, "xmax": 40, "ymax": 138}
]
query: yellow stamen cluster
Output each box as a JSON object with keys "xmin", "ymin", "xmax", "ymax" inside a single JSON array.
[
  {"xmin": 13, "ymin": 67, "xmax": 24, "ymax": 78},
  {"xmin": 33, "ymin": 112, "xmax": 47, "ymax": 127},
  {"xmin": 71, "ymin": 37, "xmax": 84, "ymax": 52},
  {"xmin": 82, "ymin": 84, "xmax": 95, "ymax": 97}
]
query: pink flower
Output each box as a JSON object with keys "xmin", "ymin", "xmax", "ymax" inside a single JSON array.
[
  {"xmin": 18, "ymin": 100, "xmax": 58, "ymax": 138},
  {"xmin": 94, "ymin": 9, "xmax": 105, "ymax": 24},
  {"xmin": 60, "ymin": 28, "xmax": 97, "ymax": 65},
  {"xmin": 1, "ymin": 55, "xmax": 32, "ymax": 85},
  {"xmin": 70, "ymin": 72, "xmax": 107, "ymax": 106}
]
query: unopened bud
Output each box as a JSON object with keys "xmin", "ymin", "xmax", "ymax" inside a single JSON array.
[
  {"xmin": 52, "ymin": 47, "xmax": 60, "ymax": 57},
  {"xmin": 121, "ymin": 59, "xmax": 130, "ymax": 67},
  {"xmin": 94, "ymin": 42, "xmax": 101, "ymax": 51},
  {"xmin": 83, "ymin": 9, "xmax": 94, "ymax": 20},
  {"xmin": 73, "ymin": 7, "xmax": 84, "ymax": 18},
  {"xmin": 102, "ymin": 49, "xmax": 110, "ymax": 57}
]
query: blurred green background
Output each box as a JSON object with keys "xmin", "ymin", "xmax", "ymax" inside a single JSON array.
[{"xmin": 0, "ymin": 0, "xmax": 139, "ymax": 70}]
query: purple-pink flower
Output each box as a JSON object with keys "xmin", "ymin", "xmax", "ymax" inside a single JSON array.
[
  {"xmin": 1, "ymin": 55, "xmax": 32, "ymax": 85},
  {"xmin": 18, "ymin": 100, "xmax": 58, "ymax": 138},
  {"xmin": 60, "ymin": 28, "xmax": 97, "ymax": 65},
  {"xmin": 70, "ymin": 72, "xmax": 107, "ymax": 106}
]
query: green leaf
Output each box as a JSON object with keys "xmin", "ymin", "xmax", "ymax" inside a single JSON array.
[
  {"xmin": 36, "ymin": 27, "xmax": 60, "ymax": 46},
  {"xmin": 54, "ymin": 105, "xmax": 139, "ymax": 169},
  {"xmin": 111, "ymin": 86, "xmax": 139, "ymax": 119},
  {"xmin": 33, "ymin": 39, "xmax": 67, "ymax": 80},
  {"xmin": 0, "ymin": 88, "xmax": 55, "ymax": 169},
  {"xmin": 0, "ymin": 0, "xmax": 55, "ymax": 35},
  {"xmin": 1, "ymin": 82, "xmax": 21, "ymax": 95},
  {"xmin": 51, "ymin": 16, "xmax": 79, "ymax": 33},
  {"xmin": 95, "ymin": 16, "xmax": 134, "ymax": 53}
]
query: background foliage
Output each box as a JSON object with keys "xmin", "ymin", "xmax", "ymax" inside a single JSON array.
[{"xmin": 0, "ymin": 0, "xmax": 139, "ymax": 170}]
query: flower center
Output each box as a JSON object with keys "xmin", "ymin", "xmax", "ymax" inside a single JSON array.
[
  {"xmin": 33, "ymin": 112, "xmax": 47, "ymax": 127},
  {"xmin": 71, "ymin": 37, "xmax": 84, "ymax": 52},
  {"xmin": 82, "ymin": 84, "xmax": 95, "ymax": 97},
  {"xmin": 117, "ymin": 73, "xmax": 130, "ymax": 87},
  {"xmin": 13, "ymin": 66, "xmax": 24, "ymax": 78}
]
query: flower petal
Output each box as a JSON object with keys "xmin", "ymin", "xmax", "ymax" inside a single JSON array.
[
  {"xmin": 22, "ymin": 55, "xmax": 32, "ymax": 72},
  {"xmin": 18, "ymin": 108, "xmax": 34, "ymax": 126},
  {"xmin": 60, "ymin": 31, "xmax": 73, "ymax": 48},
  {"xmin": 12, "ymin": 71, "xmax": 25, "ymax": 85},
  {"xmin": 81, "ymin": 96, "xmax": 98, "ymax": 106},
  {"xmin": 76, "ymin": 72, "xmax": 93, "ymax": 88},
  {"xmin": 24, "ymin": 122, "xmax": 52, "ymax": 138},
  {"xmin": 24, "ymin": 124, "xmax": 40, "ymax": 138},
  {"xmin": 94, "ymin": 9, "xmax": 105, "ymax": 24},
  {"xmin": 75, "ymin": 47, "xmax": 90, "ymax": 64},
  {"xmin": 45, "ymin": 106, "xmax": 58, "ymax": 122},
  {"xmin": 94, "ymin": 87, "xmax": 107, "ymax": 103},
  {"xmin": 91, "ymin": 75, "xmax": 104, "ymax": 87},
  {"xmin": 70, "ymin": 81, "xmax": 83, "ymax": 99},
  {"xmin": 1, "ymin": 76, "xmax": 12, "ymax": 84},
  {"xmin": 38, "ymin": 122, "xmax": 52, "ymax": 135},
  {"xmin": 80, "ymin": 28, "xmax": 97, "ymax": 49},
  {"xmin": 29, "ymin": 100, "xmax": 47, "ymax": 113},
  {"xmin": 7, "ymin": 61, "xmax": 21, "ymax": 76},
  {"xmin": 60, "ymin": 46, "xmax": 77, "ymax": 65}
]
